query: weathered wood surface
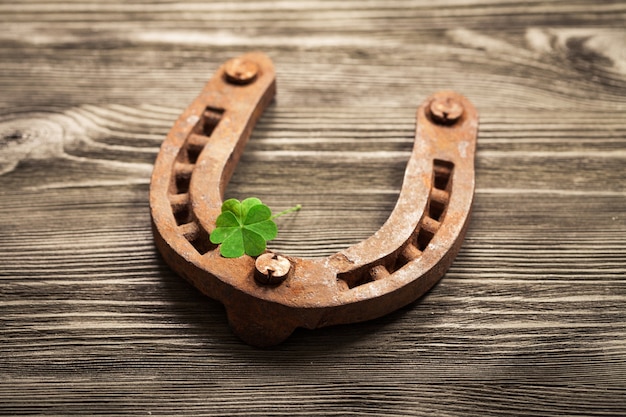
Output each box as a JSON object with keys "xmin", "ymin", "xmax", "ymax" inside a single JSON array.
[{"xmin": 1, "ymin": 1, "xmax": 625, "ymax": 415}]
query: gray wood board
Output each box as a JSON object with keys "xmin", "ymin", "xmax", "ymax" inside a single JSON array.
[{"xmin": 1, "ymin": 1, "xmax": 625, "ymax": 416}]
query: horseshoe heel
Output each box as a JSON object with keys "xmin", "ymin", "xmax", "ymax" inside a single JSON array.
[{"xmin": 150, "ymin": 52, "xmax": 479, "ymax": 347}]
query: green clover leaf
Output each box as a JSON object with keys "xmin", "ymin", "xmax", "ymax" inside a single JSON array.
[{"xmin": 209, "ymin": 198, "xmax": 300, "ymax": 258}]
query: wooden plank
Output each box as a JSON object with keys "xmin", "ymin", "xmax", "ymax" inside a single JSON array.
[{"xmin": 1, "ymin": 0, "xmax": 625, "ymax": 415}]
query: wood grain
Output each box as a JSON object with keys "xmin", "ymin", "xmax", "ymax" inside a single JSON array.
[{"xmin": 1, "ymin": 1, "xmax": 625, "ymax": 416}]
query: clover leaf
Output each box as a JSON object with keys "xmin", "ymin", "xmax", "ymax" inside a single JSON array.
[{"xmin": 209, "ymin": 197, "xmax": 301, "ymax": 258}]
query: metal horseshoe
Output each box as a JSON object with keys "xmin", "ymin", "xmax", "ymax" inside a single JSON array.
[{"xmin": 150, "ymin": 52, "xmax": 479, "ymax": 347}]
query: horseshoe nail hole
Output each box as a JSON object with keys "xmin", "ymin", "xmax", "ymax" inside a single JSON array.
[
  {"xmin": 189, "ymin": 228, "xmax": 215, "ymax": 255},
  {"xmin": 337, "ymin": 261, "xmax": 397, "ymax": 289},
  {"xmin": 173, "ymin": 203, "xmax": 192, "ymax": 226},
  {"xmin": 429, "ymin": 199, "xmax": 445, "ymax": 221},
  {"xmin": 175, "ymin": 173, "xmax": 191, "ymax": 194},
  {"xmin": 339, "ymin": 272, "xmax": 375, "ymax": 290},
  {"xmin": 177, "ymin": 220, "xmax": 215, "ymax": 255},
  {"xmin": 433, "ymin": 159, "xmax": 454, "ymax": 190},
  {"xmin": 194, "ymin": 106, "xmax": 224, "ymax": 137},
  {"xmin": 186, "ymin": 144, "xmax": 203, "ymax": 164},
  {"xmin": 416, "ymin": 227, "xmax": 435, "ymax": 251}
]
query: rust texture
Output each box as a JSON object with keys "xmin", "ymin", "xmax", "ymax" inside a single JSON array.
[{"xmin": 150, "ymin": 52, "xmax": 479, "ymax": 347}]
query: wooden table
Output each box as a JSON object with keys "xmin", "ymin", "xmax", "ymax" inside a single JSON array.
[{"xmin": 2, "ymin": 1, "xmax": 625, "ymax": 415}]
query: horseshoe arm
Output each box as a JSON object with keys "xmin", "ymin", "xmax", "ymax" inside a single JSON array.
[{"xmin": 323, "ymin": 91, "xmax": 478, "ymax": 327}]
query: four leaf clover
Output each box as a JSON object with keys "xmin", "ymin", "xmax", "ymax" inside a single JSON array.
[{"xmin": 209, "ymin": 198, "xmax": 300, "ymax": 258}]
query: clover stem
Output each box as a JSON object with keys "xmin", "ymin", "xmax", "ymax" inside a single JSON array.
[{"xmin": 271, "ymin": 204, "xmax": 302, "ymax": 220}]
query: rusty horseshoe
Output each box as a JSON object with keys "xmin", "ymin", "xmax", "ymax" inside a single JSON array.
[{"xmin": 150, "ymin": 52, "xmax": 479, "ymax": 347}]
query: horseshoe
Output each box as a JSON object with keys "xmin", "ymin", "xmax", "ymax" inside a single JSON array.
[{"xmin": 150, "ymin": 52, "xmax": 479, "ymax": 347}]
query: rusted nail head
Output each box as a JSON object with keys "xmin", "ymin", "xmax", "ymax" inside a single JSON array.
[
  {"xmin": 429, "ymin": 97, "xmax": 464, "ymax": 125},
  {"xmin": 255, "ymin": 253, "xmax": 291, "ymax": 285},
  {"xmin": 224, "ymin": 58, "xmax": 259, "ymax": 85}
]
